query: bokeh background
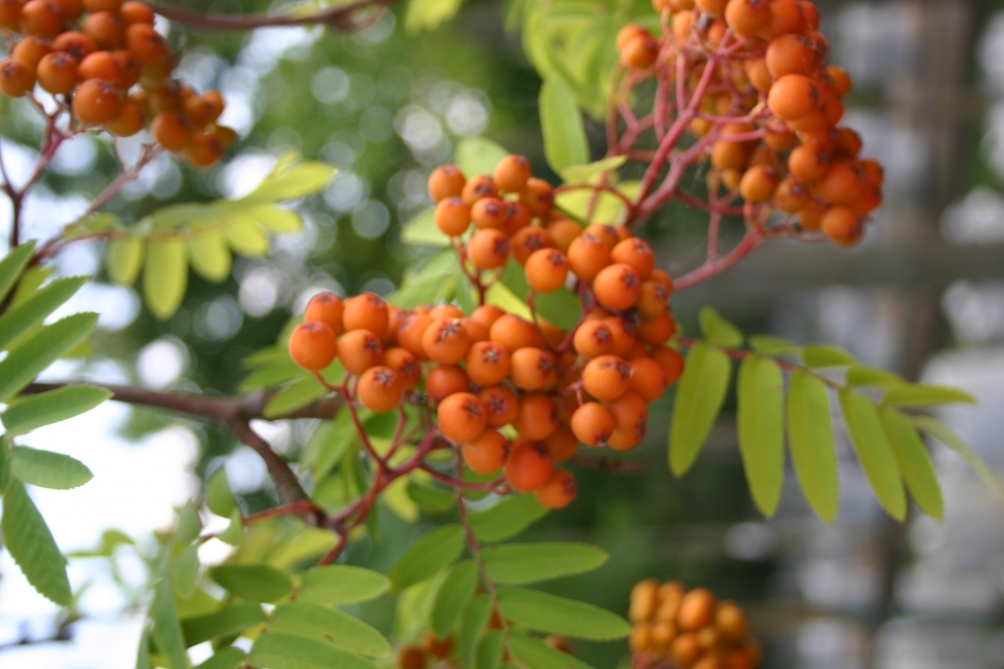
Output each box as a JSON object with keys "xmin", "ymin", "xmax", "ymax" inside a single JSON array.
[{"xmin": 1, "ymin": 0, "xmax": 1004, "ymax": 667}]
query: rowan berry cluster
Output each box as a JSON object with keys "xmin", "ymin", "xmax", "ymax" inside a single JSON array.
[
  {"xmin": 288, "ymin": 155, "xmax": 686, "ymax": 510},
  {"xmin": 629, "ymin": 580, "xmax": 761, "ymax": 669},
  {"xmin": 0, "ymin": 0, "xmax": 235, "ymax": 166},
  {"xmin": 617, "ymin": 0, "xmax": 885, "ymax": 246}
]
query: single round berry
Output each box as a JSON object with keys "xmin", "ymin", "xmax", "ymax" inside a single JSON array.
[
  {"xmin": 583, "ymin": 354, "xmax": 630, "ymax": 401},
  {"xmin": 288, "ymin": 322, "xmax": 338, "ymax": 371},
  {"xmin": 73, "ymin": 78, "xmax": 121, "ymax": 124},
  {"xmin": 337, "ymin": 329, "xmax": 385, "ymax": 375},
  {"xmin": 524, "ymin": 248, "xmax": 569, "ymax": 293},
  {"xmin": 426, "ymin": 365, "xmax": 469, "ymax": 404},
  {"xmin": 438, "ymin": 392, "xmax": 487, "ymax": 443},
  {"xmin": 593, "ymin": 263, "xmax": 643, "ymax": 311},
  {"xmin": 504, "ymin": 440, "xmax": 554, "ymax": 492},
  {"xmin": 571, "ymin": 402, "xmax": 615, "ymax": 447},
  {"xmin": 428, "ymin": 164, "xmax": 466, "ymax": 202},
  {"xmin": 304, "ymin": 292, "xmax": 345, "ymax": 334},
  {"xmin": 462, "ymin": 428, "xmax": 508, "ymax": 474},
  {"xmin": 357, "ymin": 366, "xmax": 403, "ymax": 413},
  {"xmin": 534, "ymin": 469, "xmax": 577, "ymax": 509},
  {"xmin": 494, "ymin": 154, "xmax": 532, "ymax": 193},
  {"xmin": 513, "ymin": 393, "xmax": 559, "ymax": 441}
]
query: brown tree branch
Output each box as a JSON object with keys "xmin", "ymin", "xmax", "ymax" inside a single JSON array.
[{"xmin": 151, "ymin": 0, "xmax": 400, "ymax": 31}]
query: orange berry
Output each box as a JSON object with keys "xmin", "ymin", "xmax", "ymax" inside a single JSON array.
[
  {"xmin": 800, "ymin": 0, "xmax": 819, "ymax": 29},
  {"xmin": 304, "ymin": 292, "xmax": 345, "ymax": 334},
  {"xmin": 583, "ymin": 355, "xmax": 630, "ymax": 401},
  {"xmin": 853, "ymin": 183, "xmax": 882, "ymax": 217},
  {"xmin": 503, "ymin": 201, "xmax": 533, "ymax": 236},
  {"xmin": 672, "ymin": 9, "xmax": 693, "ymax": 40},
  {"xmin": 816, "ymin": 161, "xmax": 862, "ymax": 205},
  {"xmin": 215, "ymin": 125, "xmax": 238, "ymax": 149},
  {"xmin": 821, "ymin": 206, "xmax": 862, "ymax": 246},
  {"xmin": 583, "ymin": 223, "xmax": 620, "ymax": 249},
  {"xmin": 573, "ymin": 320, "xmax": 614, "ymax": 358},
  {"xmin": 384, "ymin": 347, "xmax": 420, "ymax": 391},
  {"xmin": 0, "ymin": 58, "xmax": 36, "ymax": 97},
  {"xmin": 0, "ymin": 0, "xmax": 24, "ymax": 31},
  {"xmin": 83, "ymin": 0, "xmax": 121, "ymax": 9},
  {"xmin": 124, "ymin": 22, "xmax": 168, "ymax": 65},
  {"xmin": 739, "ymin": 165, "xmax": 780, "ymax": 203},
  {"xmin": 343, "ymin": 293, "xmax": 389, "ymax": 336},
  {"xmin": 396, "ymin": 646, "xmax": 426, "ymax": 669},
  {"xmin": 20, "ymin": 0, "xmax": 63, "ymax": 38},
  {"xmin": 105, "ymin": 100, "xmax": 145, "ymax": 136},
  {"xmin": 535, "ymin": 469, "xmax": 577, "ymax": 509},
  {"xmin": 768, "ymin": 74, "xmax": 819, "ymax": 121},
  {"xmin": 112, "ymin": 49, "xmax": 141, "ymax": 87},
  {"xmin": 426, "ymin": 365, "xmax": 469, "ymax": 404},
  {"xmin": 610, "ymin": 237, "xmax": 655, "ymax": 279},
  {"xmin": 636, "ymin": 279, "xmax": 670, "ymax": 320},
  {"xmin": 510, "ymin": 347, "xmax": 558, "ymax": 391},
  {"xmin": 715, "ymin": 602, "xmax": 749, "ymax": 643},
  {"xmin": 467, "ymin": 228, "xmax": 510, "ymax": 270},
  {"xmin": 397, "ymin": 312, "xmax": 433, "ymax": 359},
  {"xmin": 796, "ymin": 199, "xmax": 824, "ymax": 231},
  {"xmin": 337, "ymin": 329, "xmax": 384, "ymax": 375},
  {"xmin": 465, "ymin": 340, "xmax": 511, "ymax": 387},
  {"xmin": 120, "ymin": 1, "xmax": 154, "ymax": 25},
  {"xmin": 36, "ymin": 51, "xmax": 76, "ymax": 94},
  {"xmin": 186, "ymin": 129, "xmax": 224, "ymax": 168},
  {"xmin": 185, "ymin": 90, "xmax": 225, "ymax": 126},
  {"xmin": 593, "ymin": 263, "xmax": 642, "ymax": 311},
  {"xmin": 758, "ymin": 0, "xmax": 804, "ymax": 39},
  {"xmin": 460, "ymin": 317, "xmax": 489, "ymax": 344},
  {"xmin": 545, "ymin": 218, "xmax": 582, "ymax": 253},
  {"xmin": 438, "ymin": 392, "xmax": 487, "ymax": 443},
  {"xmin": 51, "ymin": 31, "xmax": 97, "ymax": 61},
  {"xmin": 470, "ymin": 304, "xmax": 505, "ymax": 330},
  {"xmin": 629, "ymin": 356, "xmax": 668, "ymax": 402},
  {"xmin": 765, "ymin": 33, "xmax": 815, "ymax": 78},
  {"xmin": 152, "ymin": 111, "xmax": 193, "ymax": 151},
  {"xmin": 744, "ymin": 58, "xmax": 772, "ymax": 93},
  {"xmin": 788, "ymin": 144, "xmax": 830, "ymax": 182},
  {"xmin": 571, "ymin": 402, "xmax": 615, "ymax": 447},
  {"xmin": 51, "ymin": 0, "xmax": 80, "ymax": 18},
  {"xmin": 827, "ymin": 64, "xmax": 852, "ymax": 97},
  {"xmin": 520, "ymin": 177, "xmax": 555, "ymax": 216},
  {"xmin": 651, "ymin": 346, "xmax": 685, "ymax": 385},
  {"xmin": 671, "ymin": 634, "xmax": 702, "ymax": 666},
  {"xmin": 678, "ymin": 588, "xmax": 716, "ymax": 631},
  {"xmin": 637, "ymin": 312, "xmax": 677, "ymax": 345},
  {"xmin": 489, "ymin": 314, "xmax": 540, "ymax": 353},
  {"xmin": 621, "ymin": 32, "xmax": 658, "ymax": 70},
  {"xmin": 525, "ymin": 248, "xmax": 569, "ymax": 293},
  {"xmin": 543, "ymin": 426, "xmax": 577, "ymax": 463},
  {"xmin": 773, "ymin": 176, "xmax": 811, "ymax": 212},
  {"xmin": 616, "ymin": 23, "xmax": 648, "ymax": 50},
  {"xmin": 505, "ymin": 440, "xmax": 554, "ymax": 492},
  {"xmin": 433, "ymin": 197, "xmax": 471, "ymax": 237},
  {"xmin": 513, "ymin": 393, "xmax": 559, "ymax": 441},
  {"xmin": 567, "ymin": 234, "xmax": 612, "ymax": 282},
  {"xmin": 462, "ymin": 429, "xmax": 508, "ymax": 474},
  {"xmin": 77, "ymin": 51, "xmax": 121, "ymax": 84},
  {"xmin": 603, "ymin": 316, "xmax": 635, "ymax": 356},
  {"xmin": 12, "ymin": 35, "xmax": 51, "ymax": 67},
  {"xmin": 494, "ymin": 154, "xmax": 532, "ymax": 193},
  {"xmin": 606, "ymin": 390, "xmax": 648, "ymax": 437},
  {"xmin": 479, "ymin": 385, "xmax": 518, "ymax": 427},
  {"xmin": 357, "ymin": 366, "xmax": 403, "ymax": 413},
  {"xmin": 725, "ymin": 0, "xmax": 770, "ymax": 36},
  {"xmin": 422, "ymin": 318, "xmax": 471, "ymax": 365},
  {"xmin": 83, "ymin": 11, "xmax": 124, "ymax": 49},
  {"xmin": 428, "ymin": 164, "xmax": 466, "ymax": 202},
  {"xmin": 288, "ymin": 322, "xmax": 338, "ymax": 371},
  {"xmin": 695, "ymin": 0, "xmax": 727, "ymax": 16},
  {"xmin": 420, "ymin": 632, "xmax": 454, "ymax": 659},
  {"xmin": 461, "ymin": 174, "xmax": 497, "ymax": 205},
  {"xmin": 73, "ymin": 78, "xmax": 121, "ymax": 123},
  {"xmin": 471, "ymin": 196, "xmax": 508, "ymax": 230}
]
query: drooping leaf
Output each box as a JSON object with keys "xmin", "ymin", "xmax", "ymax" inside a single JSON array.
[
  {"xmin": 786, "ymin": 369, "xmax": 839, "ymax": 522},
  {"xmin": 469, "ymin": 495, "xmax": 549, "ymax": 543},
  {"xmin": 405, "ymin": 0, "xmax": 465, "ymax": 32},
  {"xmin": 912, "ymin": 415, "xmax": 1000, "ymax": 494},
  {"xmin": 269, "ymin": 602, "xmax": 391, "ymax": 656},
  {"xmin": 481, "ymin": 543, "xmax": 608, "ymax": 585},
  {"xmin": 1, "ymin": 479, "xmax": 71, "ymax": 605},
  {"xmin": 252, "ymin": 206, "xmax": 303, "ymax": 233},
  {"xmin": 245, "ymin": 158, "xmax": 337, "ymax": 204},
  {"xmin": 389, "ymin": 524, "xmax": 466, "ymax": 591},
  {"xmin": 151, "ymin": 571, "xmax": 189, "ymax": 669},
  {"xmin": 143, "ymin": 238, "xmax": 188, "ymax": 320},
  {"xmin": 883, "ymin": 384, "xmax": 978, "ymax": 407},
  {"xmin": 107, "ymin": 237, "xmax": 144, "ymax": 286},
  {"xmin": 206, "ymin": 467, "xmax": 235, "ymax": 518},
  {"xmin": 188, "ymin": 231, "xmax": 232, "ymax": 283},
  {"xmin": 225, "ymin": 217, "xmax": 270, "ymax": 257},
  {"xmin": 736, "ymin": 355, "xmax": 784, "ymax": 518},
  {"xmin": 181, "ymin": 603, "xmax": 266, "ymax": 647},
  {"xmin": 747, "ymin": 334, "xmax": 800, "ymax": 356},
  {"xmin": 456, "ymin": 137, "xmax": 509, "ymax": 178},
  {"xmin": 496, "ymin": 587, "xmax": 631, "ymax": 640},
  {"xmin": 845, "ymin": 365, "xmax": 905, "ymax": 388},
  {"xmin": 539, "ymin": 77, "xmax": 589, "ymax": 173},
  {"xmin": 0, "ymin": 312, "xmax": 98, "ymax": 402},
  {"xmin": 431, "ymin": 560, "xmax": 479, "ymax": 637},
  {"xmin": 561, "ymin": 156, "xmax": 627, "ymax": 184},
  {"xmin": 669, "ymin": 342, "xmax": 731, "ymax": 476},
  {"xmin": 508, "ymin": 631, "xmax": 595, "ymax": 669},
  {"xmin": 210, "ymin": 564, "xmax": 293, "ymax": 603},
  {"xmin": 801, "ymin": 344, "xmax": 855, "ymax": 368},
  {"xmin": 476, "ymin": 631, "xmax": 505, "ymax": 669},
  {"xmin": 194, "ymin": 647, "xmax": 246, "ymax": 669},
  {"xmin": 248, "ymin": 632, "xmax": 381, "ymax": 669},
  {"xmin": 698, "ymin": 307, "xmax": 744, "ymax": 347},
  {"xmin": 839, "ymin": 389, "xmax": 906, "ymax": 520},
  {"xmin": 458, "ymin": 595, "xmax": 492, "ymax": 669},
  {"xmin": 0, "ymin": 242, "xmax": 36, "ymax": 303},
  {"xmin": 0, "ymin": 275, "xmax": 88, "ymax": 351},
  {"xmin": 881, "ymin": 408, "xmax": 943, "ymax": 521},
  {"xmin": 9, "ymin": 445, "xmax": 93, "ymax": 490},
  {"xmin": 400, "ymin": 207, "xmax": 450, "ymax": 247},
  {"xmin": 2, "ymin": 385, "xmax": 111, "ymax": 436}
]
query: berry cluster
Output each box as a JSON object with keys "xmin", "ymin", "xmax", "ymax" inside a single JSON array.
[
  {"xmin": 288, "ymin": 155, "xmax": 686, "ymax": 510},
  {"xmin": 0, "ymin": 0, "xmax": 235, "ymax": 166},
  {"xmin": 629, "ymin": 580, "xmax": 761, "ymax": 669},
  {"xmin": 618, "ymin": 0, "xmax": 885, "ymax": 246}
]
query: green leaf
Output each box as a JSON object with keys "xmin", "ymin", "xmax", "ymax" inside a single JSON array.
[
  {"xmin": 263, "ymin": 366, "xmax": 344, "ymax": 419},
  {"xmin": 839, "ymin": 389, "xmax": 906, "ymax": 520},
  {"xmin": 248, "ymin": 632, "xmax": 381, "ymax": 669},
  {"xmin": 391, "ymin": 251, "xmax": 457, "ymax": 308},
  {"xmin": 736, "ymin": 355, "xmax": 784, "ymax": 518},
  {"xmin": 400, "ymin": 207, "xmax": 450, "ymax": 247},
  {"xmin": 107, "ymin": 237, "xmax": 144, "ymax": 285},
  {"xmin": 3, "ymin": 385, "xmax": 112, "ymax": 436},
  {"xmin": 143, "ymin": 238, "xmax": 188, "ymax": 320},
  {"xmin": 496, "ymin": 587, "xmax": 631, "ymax": 640},
  {"xmin": 252, "ymin": 206, "xmax": 303, "ymax": 233},
  {"xmin": 225, "ymin": 217, "xmax": 270, "ymax": 257},
  {"xmin": 171, "ymin": 543, "xmax": 200, "ymax": 598},
  {"xmin": 405, "ymin": 0, "xmax": 465, "ymax": 32},
  {"xmin": 456, "ymin": 137, "xmax": 509, "ymax": 178},
  {"xmin": 431, "ymin": 560, "xmax": 479, "ymax": 637},
  {"xmin": 498, "ymin": 260, "xmax": 581, "ymax": 330},
  {"xmin": 408, "ymin": 481, "xmax": 457, "ymax": 514},
  {"xmin": 698, "ymin": 306, "xmax": 743, "ymax": 347},
  {"xmin": 748, "ymin": 334, "xmax": 800, "ymax": 356},
  {"xmin": 508, "ymin": 631, "xmax": 595, "ymax": 669},
  {"xmin": 389, "ymin": 524, "xmax": 466, "ymax": 591},
  {"xmin": 11, "ymin": 265, "xmax": 51, "ymax": 305},
  {"xmin": 469, "ymin": 495, "xmax": 549, "ymax": 543},
  {"xmin": 912, "ymin": 415, "xmax": 1000, "ymax": 494},
  {"xmin": 476, "ymin": 631, "xmax": 505, "ymax": 669},
  {"xmin": 245, "ymin": 160, "xmax": 337, "ymax": 204},
  {"xmin": 539, "ymin": 77, "xmax": 589, "ymax": 173},
  {"xmin": 881, "ymin": 408, "xmax": 943, "ymax": 521},
  {"xmin": 206, "ymin": 467, "xmax": 234, "ymax": 518},
  {"xmin": 0, "ymin": 242, "xmax": 36, "ymax": 303},
  {"xmin": 136, "ymin": 627, "xmax": 152, "ymax": 669},
  {"xmin": 10, "ymin": 445, "xmax": 93, "ymax": 490},
  {"xmin": 151, "ymin": 572, "xmax": 189, "ymax": 669},
  {"xmin": 194, "ymin": 648, "xmax": 246, "ymax": 669},
  {"xmin": 845, "ymin": 365, "xmax": 905, "ymax": 388},
  {"xmin": 458, "ymin": 595, "xmax": 492, "ymax": 669},
  {"xmin": 304, "ymin": 410, "xmax": 357, "ymax": 481},
  {"xmin": 217, "ymin": 507, "xmax": 243, "ymax": 546},
  {"xmin": 481, "ymin": 543, "xmax": 608, "ymax": 585},
  {"xmin": 298, "ymin": 565, "xmax": 391, "ymax": 605},
  {"xmin": 210, "ymin": 565, "xmax": 293, "ymax": 603},
  {"xmin": 188, "ymin": 232, "xmax": 232, "ymax": 283},
  {"xmin": 669, "ymin": 342, "xmax": 731, "ymax": 476},
  {"xmin": 801, "ymin": 344, "xmax": 855, "ymax": 368},
  {"xmin": 883, "ymin": 384, "xmax": 978, "ymax": 407},
  {"xmin": 269, "ymin": 602, "xmax": 391, "ymax": 657},
  {"xmin": 1, "ymin": 479, "xmax": 71, "ymax": 605},
  {"xmin": 0, "ymin": 276, "xmax": 88, "ymax": 351},
  {"xmin": 176, "ymin": 501, "xmax": 202, "ymax": 544},
  {"xmin": 485, "ymin": 279, "xmax": 533, "ymax": 322},
  {"xmin": 181, "ymin": 603, "xmax": 266, "ymax": 647},
  {"xmin": 561, "ymin": 155, "xmax": 627, "ymax": 184},
  {"xmin": 0, "ymin": 312, "xmax": 98, "ymax": 402},
  {"xmin": 786, "ymin": 369, "xmax": 839, "ymax": 522}
]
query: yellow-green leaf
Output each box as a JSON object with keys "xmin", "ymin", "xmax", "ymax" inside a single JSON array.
[
  {"xmin": 699, "ymin": 306, "xmax": 743, "ymax": 347},
  {"xmin": 10, "ymin": 446, "xmax": 93, "ymax": 489},
  {"xmin": 2, "ymin": 479, "xmax": 71, "ymax": 605},
  {"xmin": 456, "ymin": 137, "xmax": 508, "ymax": 178},
  {"xmin": 0, "ymin": 276, "xmax": 88, "ymax": 352},
  {"xmin": 389, "ymin": 524, "xmax": 466, "ymax": 591},
  {"xmin": 748, "ymin": 334, "xmax": 800, "ymax": 356},
  {"xmin": 210, "ymin": 565, "xmax": 292, "ymax": 603},
  {"xmin": 802, "ymin": 344, "xmax": 855, "ymax": 368},
  {"xmin": 3, "ymin": 385, "xmax": 111, "ymax": 436},
  {"xmin": 839, "ymin": 389, "xmax": 906, "ymax": 520},
  {"xmin": 401, "ymin": 208, "xmax": 450, "ymax": 247},
  {"xmin": 669, "ymin": 342, "xmax": 731, "ymax": 476},
  {"xmin": 431, "ymin": 560, "xmax": 479, "ymax": 637},
  {"xmin": 107, "ymin": 237, "xmax": 144, "ymax": 285},
  {"xmin": 0, "ymin": 242, "xmax": 36, "ymax": 303},
  {"xmin": 143, "ymin": 238, "xmax": 187, "ymax": 320},
  {"xmin": 189, "ymin": 231, "xmax": 232, "ymax": 283},
  {"xmin": 496, "ymin": 587, "xmax": 630, "ymax": 640},
  {"xmin": 299, "ymin": 565, "xmax": 390, "ymax": 605},
  {"xmin": 911, "ymin": 415, "xmax": 1000, "ymax": 495},
  {"xmin": 540, "ymin": 77, "xmax": 589, "ymax": 173},
  {"xmin": 252, "ymin": 205, "xmax": 303, "ymax": 233},
  {"xmin": 561, "ymin": 156, "xmax": 626, "ymax": 184},
  {"xmin": 405, "ymin": 0, "xmax": 465, "ymax": 32},
  {"xmin": 225, "ymin": 217, "xmax": 270, "ymax": 257},
  {"xmin": 269, "ymin": 602, "xmax": 391, "ymax": 656},
  {"xmin": 736, "ymin": 355, "xmax": 784, "ymax": 517},
  {"xmin": 883, "ymin": 384, "xmax": 978, "ymax": 407},
  {"xmin": 786, "ymin": 369, "xmax": 839, "ymax": 522},
  {"xmin": 0, "ymin": 313, "xmax": 98, "ymax": 402},
  {"xmin": 248, "ymin": 632, "xmax": 380, "ymax": 669},
  {"xmin": 881, "ymin": 407, "xmax": 943, "ymax": 521}
]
